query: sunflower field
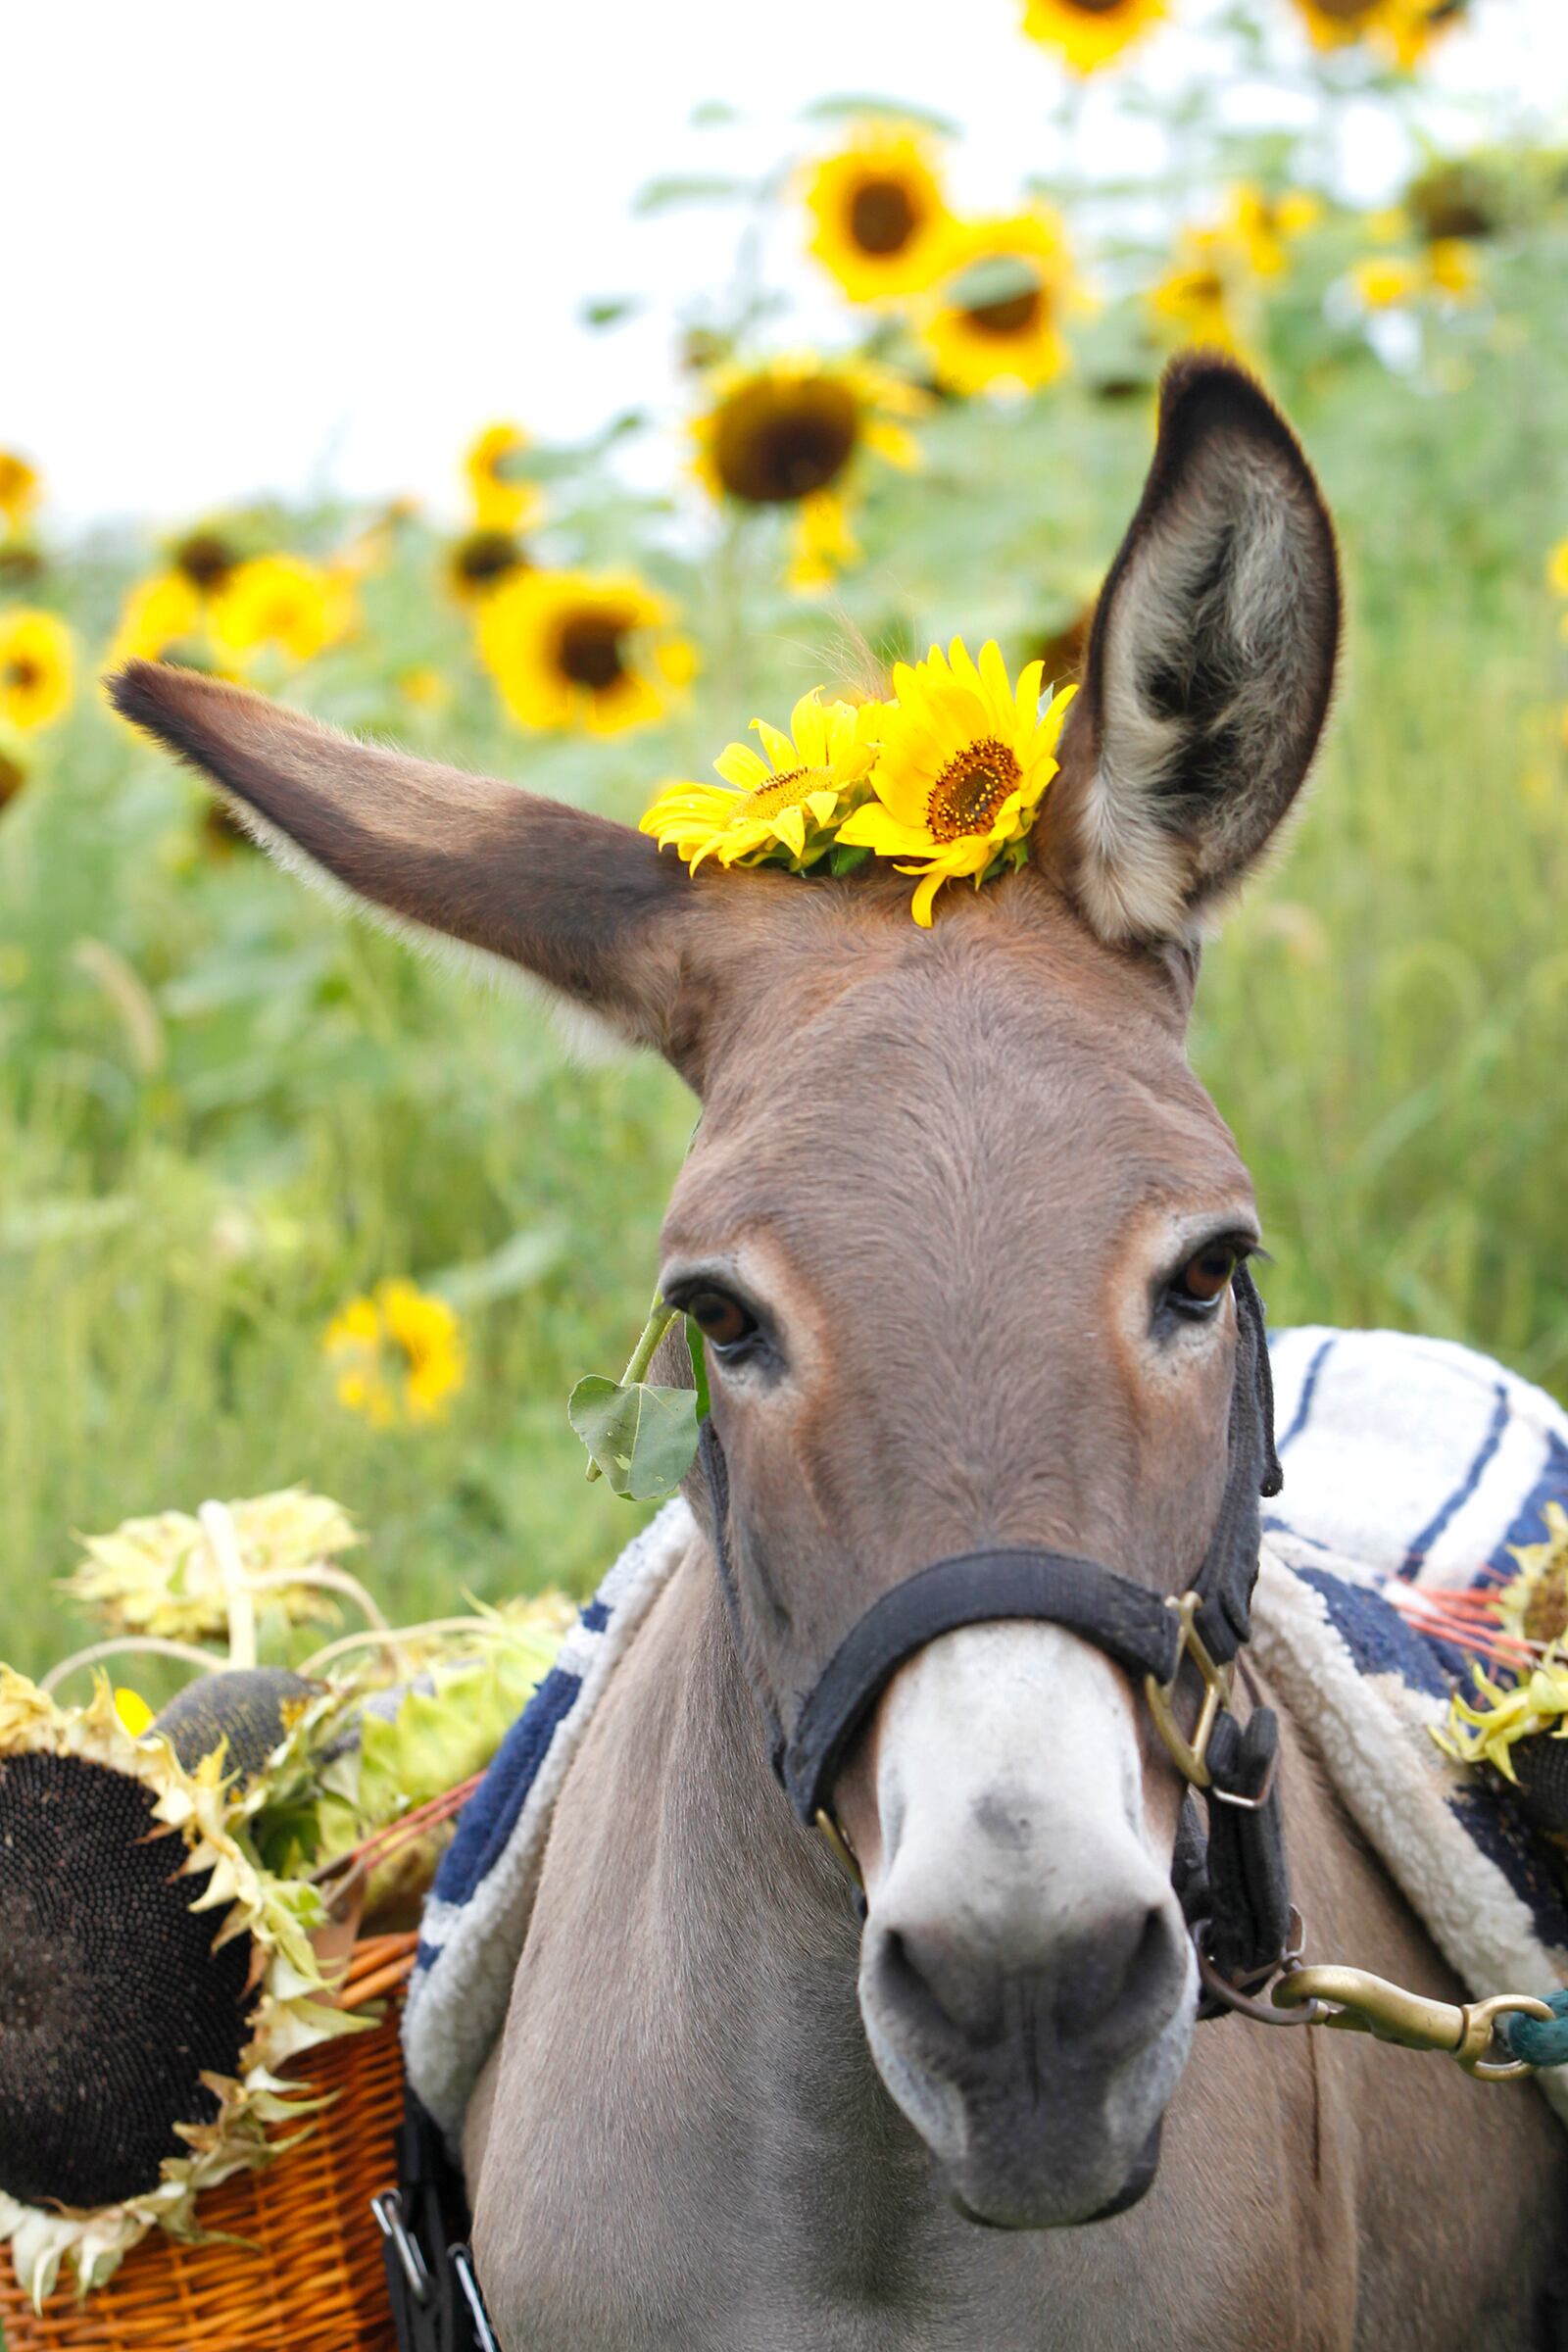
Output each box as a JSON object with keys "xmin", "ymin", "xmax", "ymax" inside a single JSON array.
[{"xmin": 3, "ymin": 0, "xmax": 1568, "ymax": 1689}]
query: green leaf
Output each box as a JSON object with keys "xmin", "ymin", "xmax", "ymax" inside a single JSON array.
[
  {"xmin": 580, "ymin": 296, "xmax": 639, "ymax": 330},
  {"xmin": 567, "ymin": 1374, "xmax": 701, "ymax": 1500},
  {"xmin": 632, "ymin": 173, "xmax": 754, "ymax": 217},
  {"xmin": 830, "ymin": 842, "xmax": 873, "ymax": 877},
  {"xmin": 942, "ymin": 253, "xmax": 1043, "ymax": 313},
  {"xmin": 686, "ymin": 1318, "xmax": 711, "ymax": 1422},
  {"xmin": 801, "ymin": 93, "xmax": 958, "ymax": 138}
]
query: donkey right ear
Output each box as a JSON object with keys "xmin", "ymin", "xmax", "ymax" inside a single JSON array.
[
  {"xmin": 108, "ymin": 661, "xmax": 707, "ymax": 1063},
  {"xmin": 1045, "ymin": 357, "xmax": 1341, "ymax": 947}
]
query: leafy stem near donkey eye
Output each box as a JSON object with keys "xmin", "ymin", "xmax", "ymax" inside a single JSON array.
[{"xmin": 570, "ymin": 1292, "xmax": 710, "ymax": 1502}]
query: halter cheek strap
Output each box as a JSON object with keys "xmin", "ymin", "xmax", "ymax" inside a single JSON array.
[{"xmin": 699, "ymin": 1264, "xmax": 1292, "ymax": 1988}]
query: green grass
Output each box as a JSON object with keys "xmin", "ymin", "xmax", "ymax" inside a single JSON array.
[{"xmin": 4, "ymin": 180, "xmax": 1568, "ymax": 1693}]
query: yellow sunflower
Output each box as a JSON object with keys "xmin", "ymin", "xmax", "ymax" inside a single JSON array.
[
  {"xmin": 1222, "ymin": 183, "xmax": 1322, "ymax": 279},
  {"xmin": 1019, "ymin": 0, "xmax": 1165, "ymax": 71},
  {"xmin": 464, "ymin": 421, "xmax": 543, "ymax": 535},
  {"xmin": 0, "ymin": 453, "xmax": 40, "ymax": 534},
  {"xmin": 1499, "ymin": 1501, "xmax": 1568, "ymax": 1648},
  {"xmin": 1350, "ymin": 253, "xmax": 1426, "ymax": 310},
  {"xmin": 323, "ymin": 1279, "xmax": 466, "ymax": 1428},
  {"xmin": 917, "ymin": 213, "xmax": 1077, "ymax": 397},
  {"xmin": 446, "ymin": 527, "xmax": 530, "ymax": 605},
  {"xmin": 1290, "ymin": 0, "xmax": 1446, "ymax": 60},
  {"xmin": 836, "ymin": 639, "xmax": 1077, "ymax": 925},
  {"xmin": 210, "ymin": 555, "xmax": 354, "ymax": 665},
  {"xmin": 803, "ymin": 123, "xmax": 956, "ymax": 304},
  {"xmin": 1546, "ymin": 540, "xmax": 1568, "ymax": 599},
  {"xmin": 0, "ymin": 610, "xmax": 74, "ymax": 732},
  {"xmin": 478, "ymin": 567, "xmax": 694, "ymax": 734},
  {"xmin": 692, "ymin": 354, "xmax": 925, "ymax": 592},
  {"xmin": 107, "ymin": 571, "xmax": 209, "ymax": 671},
  {"xmin": 641, "ymin": 690, "xmax": 882, "ymax": 873},
  {"xmin": 1148, "ymin": 228, "xmax": 1250, "ymax": 356}
]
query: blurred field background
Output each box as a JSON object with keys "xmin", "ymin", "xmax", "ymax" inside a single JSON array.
[{"xmin": 3, "ymin": 0, "xmax": 1567, "ymax": 1686}]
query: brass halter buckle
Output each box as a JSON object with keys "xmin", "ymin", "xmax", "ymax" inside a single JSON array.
[
  {"xmin": 1271, "ymin": 1965, "xmax": 1553, "ymax": 2082},
  {"xmin": 1144, "ymin": 1591, "xmax": 1234, "ymax": 1792}
]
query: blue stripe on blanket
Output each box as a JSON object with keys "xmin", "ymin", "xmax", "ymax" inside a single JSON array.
[
  {"xmin": 1488, "ymin": 1431, "xmax": 1568, "ymax": 1577},
  {"xmin": 1397, "ymin": 1382, "xmax": 1511, "ymax": 1581}
]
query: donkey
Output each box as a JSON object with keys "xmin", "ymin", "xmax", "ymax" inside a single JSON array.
[{"xmin": 112, "ymin": 358, "xmax": 1567, "ymax": 2349}]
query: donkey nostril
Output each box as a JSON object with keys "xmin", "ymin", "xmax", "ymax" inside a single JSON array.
[
  {"xmin": 874, "ymin": 1923, "xmax": 999, "ymax": 2045},
  {"xmin": 1058, "ymin": 1903, "xmax": 1187, "ymax": 2042}
]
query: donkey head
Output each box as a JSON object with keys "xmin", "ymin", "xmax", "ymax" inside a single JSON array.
[{"xmin": 111, "ymin": 356, "xmax": 1338, "ymax": 2233}]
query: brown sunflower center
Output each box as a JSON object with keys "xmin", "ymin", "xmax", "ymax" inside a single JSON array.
[
  {"xmin": 711, "ymin": 377, "xmax": 860, "ymax": 506},
  {"xmin": 2, "ymin": 656, "xmax": 40, "ymax": 693},
  {"xmin": 1066, "ymin": 0, "xmax": 1130, "ymax": 12},
  {"xmin": 0, "ymin": 751, "xmax": 24, "ymax": 810},
  {"xmin": 557, "ymin": 613, "xmax": 628, "ymax": 692},
  {"xmin": 963, "ymin": 277, "xmax": 1045, "ymax": 338},
  {"xmin": 739, "ymin": 765, "xmax": 817, "ymax": 818},
  {"xmin": 173, "ymin": 531, "xmax": 238, "ymax": 593},
  {"xmin": 1185, "ymin": 271, "xmax": 1226, "ymax": 305},
  {"xmin": 1522, "ymin": 1566, "xmax": 1568, "ymax": 1646},
  {"xmin": 454, "ymin": 530, "xmax": 526, "ymax": 590},
  {"xmin": 849, "ymin": 176, "xmax": 919, "ymax": 257},
  {"xmin": 1312, "ymin": 0, "xmax": 1381, "ymax": 18},
  {"xmin": 926, "ymin": 739, "xmax": 1021, "ymax": 841}
]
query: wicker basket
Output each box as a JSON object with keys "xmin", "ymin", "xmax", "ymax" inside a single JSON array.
[{"xmin": 0, "ymin": 1934, "xmax": 417, "ymax": 2352}]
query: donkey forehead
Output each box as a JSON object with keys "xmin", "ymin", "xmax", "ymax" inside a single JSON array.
[{"xmin": 667, "ymin": 906, "xmax": 1252, "ymax": 1270}]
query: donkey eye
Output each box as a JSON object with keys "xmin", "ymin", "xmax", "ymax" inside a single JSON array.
[
  {"xmin": 1171, "ymin": 1245, "xmax": 1239, "ymax": 1314},
  {"xmin": 686, "ymin": 1289, "xmax": 758, "ymax": 1351}
]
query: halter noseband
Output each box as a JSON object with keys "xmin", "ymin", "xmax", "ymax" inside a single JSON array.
[{"xmin": 699, "ymin": 1262, "xmax": 1292, "ymax": 1993}]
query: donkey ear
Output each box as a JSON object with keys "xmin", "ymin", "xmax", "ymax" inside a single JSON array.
[
  {"xmin": 107, "ymin": 661, "xmax": 702, "ymax": 1060},
  {"xmin": 1045, "ymin": 357, "xmax": 1340, "ymax": 946}
]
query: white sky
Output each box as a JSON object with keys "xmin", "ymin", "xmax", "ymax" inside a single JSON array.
[{"xmin": 6, "ymin": 0, "xmax": 1565, "ymax": 531}]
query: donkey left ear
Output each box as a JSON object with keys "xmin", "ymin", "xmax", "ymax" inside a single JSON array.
[{"xmin": 1045, "ymin": 356, "xmax": 1340, "ymax": 946}]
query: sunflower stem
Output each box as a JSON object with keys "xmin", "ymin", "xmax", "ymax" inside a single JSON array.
[
  {"xmin": 584, "ymin": 1293, "xmax": 680, "ymax": 1483},
  {"xmin": 39, "ymin": 1635, "xmax": 222, "ymax": 1695},
  {"xmin": 201, "ymin": 1498, "xmax": 256, "ymax": 1671}
]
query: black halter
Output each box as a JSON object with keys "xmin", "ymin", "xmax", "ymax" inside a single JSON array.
[{"xmin": 699, "ymin": 1262, "xmax": 1293, "ymax": 1992}]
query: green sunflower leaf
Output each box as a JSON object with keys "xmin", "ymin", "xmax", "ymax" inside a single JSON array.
[{"xmin": 567, "ymin": 1374, "xmax": 702, "ymax": 1501}]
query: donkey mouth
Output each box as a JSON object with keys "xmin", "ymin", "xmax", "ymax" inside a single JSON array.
[{"xmin": 947, "ymin": 2118, "xmax": 1164, "ymax": 2231}]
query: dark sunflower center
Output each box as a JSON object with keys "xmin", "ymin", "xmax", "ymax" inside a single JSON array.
[
  {"xmin": 0, "ymin": 1751, "xmax": 256, "ymax": 2209},
  {"xmin": 455, "ymin": 529, "xmax": 526, "ymax": 588},
  {"xmin": 740, "ymin": 765, "xmax": 814, "ymax": 817},
  {"xmin": 0, "ymin": 751, "xmax": 24, "ymax": 810},
  {"xmin": 926, "ymin": 738, "xmax": 1021, "ymax": 841},
  {"xmin": 963, "ymin": 279, "xmax": 1045, "ymax": 338},
  {"xmin": 173, "ymin": 531, "xmax": 238, "ymax": 593},
  {"xmin": 1067, "ymin": 0, "xmax": 1129, "ymax": 13},
  {"xmin": 557, "ymin": 613, "xmax": 627, "ymax": 692},
  {"xmin": 849, "ymin": 176, "xmax": 919, "ymax": 257},
  {"xmin": 1313, "ymin": 0, "xmax": 1382, "ymax": 17},
  {"xmin": 2, "ymin": 657, "xmax": 39, "ymax": 693},
  {"xmin": 712, "ymin": 377, "xmax": 860, "ymax": 506},
  {"xmin": 1186, "ymin": 272, "xmax": 1226, "ymax": 304}
]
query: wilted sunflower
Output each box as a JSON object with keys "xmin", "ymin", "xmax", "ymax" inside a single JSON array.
[
  {"xmin": 917, "ymin": 214, "xmax": 1077, "ymax": 396},
  {"xmin": 446, "ymin": 527, "xmax": 531, "ymax": 605},
  {"xmin": 0, "ymin": 454, "xmax": 39, "ymax": 535},
  {"xmin": 464, "ymin": 421, "xmax": 543, "ymax": 535},
  {"xmin": 803, "ymin": 122, "xmax": 956, "ymax": 304},
  {"xmin": 1019, "ymin": 0, "xmax": 1164, "ymax": 71},
  {"xmin": 1499, "ymin": 1501, "xmax": 1568, "ymax": 1648},
  {"xmin": 693, "ymin": 354, "xmax": 924, "ymax": 592},
  {"xmin": 641, "ymin": 690, "xmax": 882, "ymax": 873},
  {"xmin": 0, "ymin": 610, "xmax": 73, "ymax": 733},
  {"xmin": 210, "ymin": 555, "xmax": 354, "ymax": 665},
  {"xmin": 478, "ymin": 567, "xmax": 694, "ymax": 733},
  {"xmin": 323, "ymin": 1279, "xmax": 466, "ymax": 1427},
  {"xmin": 0, "ymin": 1670, "xmax": 356, "ymax": 2305},
  {"xmin": 836, "ymin": 639, "xmax": 1077, "ymax": 925},
  {"xmin": 64, "ymin": 1490, "xmax": 363, "ymax": 1644}
]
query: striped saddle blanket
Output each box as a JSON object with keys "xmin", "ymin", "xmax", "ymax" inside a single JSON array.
[{"xmin": 404, "ymin": 1325, "xmax": 1568, "ymax": 2144}]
